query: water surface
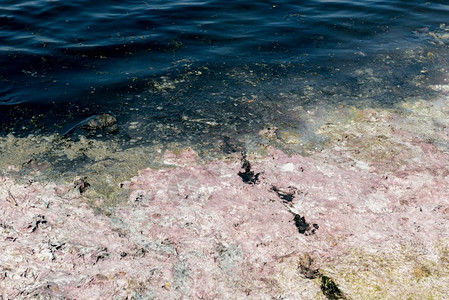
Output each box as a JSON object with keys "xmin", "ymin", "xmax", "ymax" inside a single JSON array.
[{"xmin": 1, "ymin": 0, "xmax": 449, "ymax": 148}]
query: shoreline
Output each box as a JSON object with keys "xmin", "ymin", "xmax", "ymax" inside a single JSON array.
[{"xmin": 2, "ymin": 86, "xmax": 449, "ymax": 298}]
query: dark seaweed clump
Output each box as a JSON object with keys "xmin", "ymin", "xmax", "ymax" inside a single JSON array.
[
  {"xmin": 271, "ymin": 185, "xmax": 296, "ymax": 203},
  {"xmin": 298, "ymin": 254, "xmax": 347, "ymax": 299},
  {"xmin": 293, "ymin": 214, "xmax": 319, "ymax": 235},
  {"xmin": 298, "ymin": 253, "xmax": 320, "ymax": 279},
  {"xmin": 238, "ymin": 153, "xmax": 260, "ymax": 184},
  {"xmin": 321, "ymin": 275, "xmax": 346, "ymax": 300}
]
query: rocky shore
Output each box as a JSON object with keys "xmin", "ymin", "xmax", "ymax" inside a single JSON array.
[{"xmin": 2, "ymin": 84, "xmax": 449, "ymax": 299}]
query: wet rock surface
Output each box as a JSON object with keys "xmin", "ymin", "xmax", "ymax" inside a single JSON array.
[
  {"xmin": 2, "ymin": 83, "xmax": 449, "ymax": 298},
  {"xmin": 79, "ymin": 114, "xmax": 118, "ymax": 134}
]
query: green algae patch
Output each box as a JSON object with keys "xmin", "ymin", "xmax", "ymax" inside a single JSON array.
[
  {"xmin": 313, "ymin": 106, "xmax": 417, "ymax": 171},
  {"xmin": 0, "ymin": 133, "xmax": 157, "ymax": 207},
  {"xmin": 320, "ymin": 248, "xmax": 449, "ymax": 300},
  {"xmin": 310, "ymin": 92, "xmax": 449, "ymax": 173},
  {"xmin": 272, "ymin": 255, "xmax": 328, "ymax": 300},
  {"xmin": 436, "ymin": 239, "xmax": 449, "ymax": 269}
]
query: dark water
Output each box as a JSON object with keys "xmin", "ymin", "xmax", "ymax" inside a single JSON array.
[{"xmin": 1, "ymin": 0, "xmax": 449, "ymax": 144}]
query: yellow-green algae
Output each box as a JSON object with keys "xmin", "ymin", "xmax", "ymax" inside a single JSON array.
[
  {"xmin": 0, "ymin": 134, "xmax": 156, "ymax": 206},
  {"xmin": 319, "ymin": 246, "xmax": 449, "ymax": 300}
]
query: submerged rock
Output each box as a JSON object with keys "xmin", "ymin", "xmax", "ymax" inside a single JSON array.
[{"xmin": 80, "ymin": 114, "xmax": 118, "ymax": 134}]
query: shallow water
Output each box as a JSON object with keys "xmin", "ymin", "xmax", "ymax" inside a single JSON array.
[
  {"xmin": 2, "ymin": 3, "xmax": 449, "ymax": 297},
  {"xmin": 1, "ymin": 0, "xmax": 449, "ymax": 159}
]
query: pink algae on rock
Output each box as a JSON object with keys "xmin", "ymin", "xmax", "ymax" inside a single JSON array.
[{"xmin": 2, "ymin": 95, "xmax": 449, "ymax": 299}]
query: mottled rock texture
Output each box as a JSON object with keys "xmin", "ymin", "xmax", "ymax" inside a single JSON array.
[{"xmin": 2, "ymin": 92, "xmax": 449, "ymax": 299}]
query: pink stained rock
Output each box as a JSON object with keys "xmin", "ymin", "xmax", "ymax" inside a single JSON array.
[{"xmin": 2, "ymin": 96, "xmax": 449, "ymax": 298}]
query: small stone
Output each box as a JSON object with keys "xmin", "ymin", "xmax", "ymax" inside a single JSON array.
[{"xmin": 80, "ymin": 114, "xmax": 118, "ymax": 134}]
